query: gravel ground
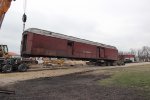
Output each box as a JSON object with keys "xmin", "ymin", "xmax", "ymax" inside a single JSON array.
[
  {"xmin": 0, "ymin": 69, "xmax": 148, "ymax": 100},
  {"xmin": 0, "ymin": 62, "xmax": 150, "ymax": 87},
  {"xmin": 0, "ymin": 62, "xmax": 150, "ymax": 100}
]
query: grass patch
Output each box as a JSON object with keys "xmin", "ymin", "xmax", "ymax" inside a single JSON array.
[{"xmin": 100, "ymin": 64, "xmax": 150, "ymax": 90}]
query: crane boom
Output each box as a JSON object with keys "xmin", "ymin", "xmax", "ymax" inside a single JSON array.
[{"xmin": 0, "ymin": 0, "xmax": 13, "ymax": 29}]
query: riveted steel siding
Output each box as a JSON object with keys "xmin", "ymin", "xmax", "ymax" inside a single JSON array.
[
  {"xmin": 22, "ymin": 32, "xmax": 118, "ymax": 61},
  {"xmin": 99, "ymin": 48, "xmax": 105, "ymax": 58},
  {"xmin": 22, "ymin": 33, "xmax": 33, "ymax": 54},
  {"xmin": 31, "ymin": 33, "xmax": 68, "ymax": 57},
  {"xmin": 73, "ymin": 42, "xmax": 97, "ymax": 59},
  {"xmin": 104, "ymin": 48, "xmax": 118, "ymax": 60}
]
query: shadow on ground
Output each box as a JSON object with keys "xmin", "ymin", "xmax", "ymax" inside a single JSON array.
[{"xmin": 0, "ymin": 71, "xmax": 148, "ymax": 100}]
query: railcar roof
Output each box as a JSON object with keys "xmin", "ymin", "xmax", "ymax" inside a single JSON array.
[
  {"xmin": 0, "ymin": 44, "xmax": 7, "ymax": 46},
  {"xmin": 24, "ymin": 28, "xmax": 117, "ymax": 49}
]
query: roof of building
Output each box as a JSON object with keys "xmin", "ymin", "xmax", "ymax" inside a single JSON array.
[
  {"xmin": 119, "ymin": 54, "xmax": 135, "ymax": 58},
  {"xmin": 24, "ymin": 28, "xmax": 117, "ymax": 49},
  {"xmin": 8, "ymin": 52, "xmax": 19, "ymax": 56}
]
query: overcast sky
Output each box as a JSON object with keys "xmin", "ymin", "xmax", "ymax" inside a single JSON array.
[{"xmin": 0, "ymin": 0, "xmax": 150, "ymax": 54}]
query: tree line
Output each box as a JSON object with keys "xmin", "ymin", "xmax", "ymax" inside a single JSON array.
[{"xmin": 120, "ymin": 46, "xmax": 150, "ymax": 62}]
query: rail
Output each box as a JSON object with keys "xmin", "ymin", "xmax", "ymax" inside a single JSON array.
[{"xmin": 0, "ymin": 90, "xmax": 15, "ymax": 94}]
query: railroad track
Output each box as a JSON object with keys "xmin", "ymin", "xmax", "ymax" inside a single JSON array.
[{"xmin": 0, "ymin": 90, "xmax": 15, "ymax": 94}]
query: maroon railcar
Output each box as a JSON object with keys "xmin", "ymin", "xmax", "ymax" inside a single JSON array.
[{"xmin": 21, "ymin": 28, "xmax": 118, "ymax": 64}]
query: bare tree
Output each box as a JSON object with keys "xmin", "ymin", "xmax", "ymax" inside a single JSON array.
[
  {"xmin": 137, "ymin": 46, "xmax": 150, "ymax": 62},
  {"xmin": 130, "ymin": 49, "xmax": 137, "ymax": 56}
]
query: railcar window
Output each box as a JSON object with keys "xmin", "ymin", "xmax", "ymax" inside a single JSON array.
[
  {"xmin": 68, "ymin": 41, "xmax": 74, "ymax": 46},
  {"xmin": 49, "ymin": 32, "xmax": 52, "ymax": 35}
]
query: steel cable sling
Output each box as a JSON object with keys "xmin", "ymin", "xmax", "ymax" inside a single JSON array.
[{"xmin": 22, "ymin": 0, "xmax": 27, "ymax": 32}]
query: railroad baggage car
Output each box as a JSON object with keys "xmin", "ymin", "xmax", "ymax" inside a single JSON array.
[{"xmin": 21, "ymin": 28, "xmax": 118, "ymax": 65}]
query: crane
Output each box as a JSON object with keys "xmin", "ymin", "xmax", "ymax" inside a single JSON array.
[
  {"xmin": 0, "ymin": 0, "xmax": 13, "ymax": 59},
  {"xmin": 0, "ymin": 0, "xmax": 27, "ymax": 58},
  {"xmin": 0, "ymin": 0, "xmax": 27, "ymax": 30},
  {"xmin": 0, "ymin": 0, "xmax": 28, "ymax": 73},
  {"xmin": 0, "ymin": 0, "xmax": 15, "ymax": 29},
  {"xmin": 0, "ymin": 0, "xmax": 15, "ymax": 58}
]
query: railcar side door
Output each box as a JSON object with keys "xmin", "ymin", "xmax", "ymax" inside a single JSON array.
[
  {"xmin": 67, "ymin": 41, "xmax": 74, "ymax": 57},
  {"xmin": 96, "ymin": 47, "xmax": 100, "ymax": 58},
  {"xmin": 100, "ymin": 47, "xmax": 105, "ymax": 58}
]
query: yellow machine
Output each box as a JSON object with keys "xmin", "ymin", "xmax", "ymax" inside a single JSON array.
[
  {"xmin": 0, "ymin": 44, "xmax": 9, "ymax": 58},
  {"xmin": 0, "ymin": 0, "xmax": 30, "ymax": 73},
  {"xmin": 0, "ymin": 0, "xmax": 14, "ymax": 29},
  {"xmin": 0, "ymin": 0, "xmax": 16, "ymax": 58},
  {"xmin": 0, "ymin": 45, "xmax": 7, "ymax": 56}
]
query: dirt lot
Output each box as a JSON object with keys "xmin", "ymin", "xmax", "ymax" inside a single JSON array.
[{"xmin": 0, "ymin": 62, "xmax": 150, "ymax": 100}]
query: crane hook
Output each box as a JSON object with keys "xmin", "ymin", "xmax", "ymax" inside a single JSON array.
[
  {"xmin": 22, "ymin": 0, "xmax": 27, "ymax": 32},
  {"xmin": 22, "ymin": 13, "xmax": 27, "ymax": 32}
]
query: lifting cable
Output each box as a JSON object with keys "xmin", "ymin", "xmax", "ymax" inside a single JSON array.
[{"xmin": 22, "ymin": 0, "xmax": 27, "ymax": 32}]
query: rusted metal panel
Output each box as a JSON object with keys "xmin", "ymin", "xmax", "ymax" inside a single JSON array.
[
  {"xmin": 21, "ymin": 28, "xmax": 118, "ymax": 61},
  {"xmin": 100, "ymin": 47, "xmax": 105, "ymax": 58},
  {"xmin": 27, "ymin": 33, "xmax": 33, "ymax": 53},
  {"xmin": 104, "ymin": 48, "xmax": 118, "ymax": 60},
  {"xmin": 30, "ymin": 33, "xmax": 68, "ymax": 57},
  {"xmin": 96, "ymin": 47, "xmax": 99, "ymax": 58},
  {"xmin": 21, "ymin": 32, "xmax": 33, "ymax": 55},
  {"xmin": 73, "ymin": 42, "xmax": 97, "ymax": 59}
]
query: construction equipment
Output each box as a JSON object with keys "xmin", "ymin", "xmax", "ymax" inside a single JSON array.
[
  {"xmin": 0, "ymin": 0, "xmax": 29, "ymax": 73},
  {"xmin": 0, "ymin": 45, "xmax": 28, "ymax": 72},
  {"xmin": 0, "ymin": 0, "xmax": 15, "ymax": 29},
  {"xmin": 0, "ymin": 0, "xmax": 27, "ymax": 30},
  {"xmin": 0, "ymin": 45, "xmax": 8, "ymax": 57}
]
